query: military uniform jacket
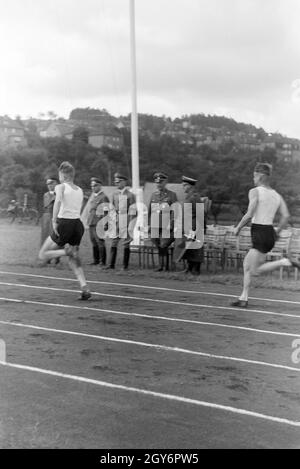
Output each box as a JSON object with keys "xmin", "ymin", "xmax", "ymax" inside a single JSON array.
[
  {"xmin": 174, "ymin": 190, "xmax": 206, "ymax": 263},
  {"xmin": 148, "ymin": 188, "xmax": 178, "ymax": 231},
  {"xmin": 183, "ymin": 190, "xmax": 206, "ymax": 233},
  {"xmin": 43, "ymin": 192, "xmax": 56, "ymax": 215},
  {"xmin": 112, "ymin": 189, "xmax": 136, "ymax": 217},
  {"xmin": 87, "ymin": 191, "xmax": 110, "ymax": 227}
]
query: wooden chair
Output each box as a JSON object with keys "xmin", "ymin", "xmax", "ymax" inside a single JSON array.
[
  {"xmin": 266, "ymin": 229, "xmax": 291, "ymax": 279},
  {"xmin": 129, "ymin": 238, "xmax": 156, "ymax": 269},
  {"xmin": 204, "ymin": 226, "xmax": 227, "ymax": 272},
  {"xmin": 130, "ymin": 239, "xmax": 174, "ymax": 270},
  {"xmin": 223, "ymin": 226, "xmax": 239, "ymax": 270},
  {"xmin": 287, "ymin": 230, "xmax": 300, "ymax": 280},
  {"xmin": 142, "ymin": 239, "xmax": 157, "ymax": 269},
  {"xmin": 129, "ymin": 243, "xmax": 143, "ymax": 269},
  {"xmin": 235, "ymin": 227, "xmax": 252, "ymax": 269}
]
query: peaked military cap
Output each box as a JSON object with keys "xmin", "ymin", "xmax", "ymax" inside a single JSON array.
[
  {"xmin": 182, "ymin": 175, "xmax": 197, "ymax": 185},
  {"xmin": 46, "ymin": 177, "xmax": 58, "ymax": 185},
  {"xmin": 114, "ymin": 173, "xmax": 127, "ymax": 182},
  {"xmin": 153, "ymin": 172, "xmax": 168, "ymax": 182},
  {"xmin": 90, "ymin": 177, "xmax": 102, "ymax": 185}
]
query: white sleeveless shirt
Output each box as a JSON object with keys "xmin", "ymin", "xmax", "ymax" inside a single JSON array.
[
  {"xmin": 58, "ymin": 183, "xmax": 83, "ymax": 219},
  {"xmin": 251, "ymin": 186, "xmax": 281, "ymax": 225}
]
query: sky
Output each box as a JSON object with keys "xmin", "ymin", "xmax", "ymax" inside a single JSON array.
[{"xmin": 1, "ymin": 0, "xmax": 300, "ymax": 138}]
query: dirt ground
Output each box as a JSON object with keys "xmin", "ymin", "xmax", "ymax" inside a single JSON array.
[{"xmin": 0, "ymin": 222, "xmax": 299, "ymax": 448}]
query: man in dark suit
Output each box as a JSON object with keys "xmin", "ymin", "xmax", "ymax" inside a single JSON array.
[
  {"xmin": 148, "ymin": 172, "xmax": 178, "ymax": 271},
  {"xmin": 107, "ymin": 173, "xmax": 136, "ymax": 270},
  {"xmin": 87, "ymin": 177, "xmax": 110, "ymax": 266}
]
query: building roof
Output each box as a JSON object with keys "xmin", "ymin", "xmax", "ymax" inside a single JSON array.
[
  {"xmin": 46, "ymin": 122, "xmax": 75, "ymax": 135},
  {"xmin": 87, "ymin": 125, "xmax": 122, "ymax": 138},
  {"xmin": 0, "ymin": 116, "xmax": 24, "ymax": 130}
]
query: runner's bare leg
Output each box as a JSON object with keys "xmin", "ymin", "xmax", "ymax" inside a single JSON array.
[
  {"xmin": 239, "ymin": 249, "xmax": 265, "ymax": 302},
  {"xmin": 39, "ymin": 237, "xmax": 66, "ymax": 260},
  {"xmin": 39, "ymin": 239, "xmax": 89, "ymax": 292}
]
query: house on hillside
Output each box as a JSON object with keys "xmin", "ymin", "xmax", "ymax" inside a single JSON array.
[
  {"xmin": 0, "ymin": 116, "xmax": 27, "ymax": 146},
  {"xmin": 276, "ymin": 140, "xmax": 300, "ymax": 162},
  {"xmin": 88, "ymin": 126, "xmax": 123, "ymax": 150},
  {"xmin": 260, "ymin": 135, "xmax": 277, "ymax": 150},
  {"xmin": 32, "ymin": 120, "xmax": 51, "ymax": 136},
  {"xmin": 239, "ymin": 136, "xmax": 261, "ymax": 151},
  {"xmin": 39, "ymin": 119, "xmax": 123, "ymax": 149},
  {"xmin": 40, "ymin": 121, "xmax": 75, "ymax": 139}
]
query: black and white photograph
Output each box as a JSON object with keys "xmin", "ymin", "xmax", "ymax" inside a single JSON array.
[{"xmin": 0, "ymin": 0, "xmax": 299, "ymax": 451}]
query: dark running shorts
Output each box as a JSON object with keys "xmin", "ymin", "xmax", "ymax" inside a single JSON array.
[
  {"xmin": 251, "ymin": 224, "xmax": 276, "ymax": 254},
  {"xmin": 50, "ymin": 218, "xmax": 84, "ymax": 248}
]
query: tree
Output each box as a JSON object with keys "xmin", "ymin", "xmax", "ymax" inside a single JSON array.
[
  {"xmin": 25, "ymin": 122, "xmax": 41, "ymax": 148},
  {"xmin": 47, "ymin": 111, "xmax": 57, "ymax": 120},
  {"xmin": 69, "ymin": 107, "xmax": 110, "ymax": 121},
  {"xmin": 72, "ymin": 126, "xmax": 89, "ymax": 144},
  {"xmin": 101, "ymin": 147, "xmax": 127, "ymax": 185},
  {"xmin": 0, "ymin": 164, "xmax": 30, "ymax": 196}
]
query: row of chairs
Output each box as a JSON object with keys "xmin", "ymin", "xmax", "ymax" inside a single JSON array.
[
  {"xmin": 204, "ymin": 225, "xmax": 300, "ymax": 279},
  {"xmin": 130, "ymin": 225, "xmax": 300, "ymax": 278}
]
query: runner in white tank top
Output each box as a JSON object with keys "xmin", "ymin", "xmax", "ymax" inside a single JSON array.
[
  {"xmin": 39, "ymin": 161, "xmax": 91, "ymax": 300},
  {"xmin": 58, "ymin": 182, "xmax": 83, "ymax": 219},
  {"xmin": 230, "ymin": 162, "xmax": 294, "ymax": 308}
]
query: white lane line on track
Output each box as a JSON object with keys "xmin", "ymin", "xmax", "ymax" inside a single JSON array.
[
  {"xmin": 0, "ymin": 360, "xmax": 299, "ymax": 427},
  {"xmin": 0, "ymin": 295, "xmax": 299, "ymax": 341},
  {"xmin": 0, "ymin": 270, "xmax": 299, "ymax": 306},
  {"xmin": 0, "ymin": 281, "xmax": 299, "ymax": 321},
  {"xmin": 1, "ymin": 317, "xmax": 299, "ymax": 373}
]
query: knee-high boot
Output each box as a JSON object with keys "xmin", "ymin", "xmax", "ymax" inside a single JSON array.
[
  {"xmin": 123, "ymin": 247, "xmax": 130, "ymax": 270},
  {"xmin": 192, "ymin": 262, "xmax": 201, "ymax": 275},
  {"xmin": 163, "ymin": 248, "xmax": 170, "ymax": 271},
  {"xmin": 90, "ymin": 246, "xmax": 100, "ymax": 265},
  {"xmin": 99, "ymin": 246, "xmax": 106, "ymax": 266},
  {"xmin": 155, "ymin": 248, "xmax": 164, "ymax": 272},
  {"xmin": 109, "ymin": 247, "xmax": 117, "ymax": 269}
]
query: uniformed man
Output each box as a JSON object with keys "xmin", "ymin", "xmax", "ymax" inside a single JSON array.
[
  {"xmin": 107, "ymin": 173, "xmax": 136, "ymax": 270},
  {"xmin": 148, "ymin": 172, "xmax": 178, "ymax": 271},
  {"xmin": 178, "ymin": 175, "xmax": 209, "ymax": 275},
  {"xmin": 87, "ymin": 177, "xmax": 110, "ymax": 266},
  {"xmin": 41, "ymin": 178, "xmax": 58, "ymax": 246}
]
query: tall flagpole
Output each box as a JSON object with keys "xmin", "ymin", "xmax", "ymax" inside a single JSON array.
[{"xmin": 129, "ymin": 0, "xmax": 140, "ymax": 193}]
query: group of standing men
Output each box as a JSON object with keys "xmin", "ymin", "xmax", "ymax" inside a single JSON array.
[
  {"xmin": 41, "ymin": 170, "xmax": 209, "ymax": 274},
  {"xmin": 38, "ymin": 160, "xmax": 300, "ymax": 306},
  {"xmin": 85, "ymin": 173, "xmax": 136, "ymax": 270},
  {"xmin": 148, "ymin": 172, "xmax": 209, "ymax": 273},
  {"xmin": 84, "ymin": 171, "xmax": 209, "ymax": 273}
]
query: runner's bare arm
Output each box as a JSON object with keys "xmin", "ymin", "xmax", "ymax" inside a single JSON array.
[
  {"xmin": 234, "ymin": 188, "xmax": 258, "ymax": 235},
  {"xmin": 52, "ymin": 184, "xmax": 65, "ymax": 235},
  {"xmin": 275, "ymin": 196, "xmax": 290, "ymax": 235}
]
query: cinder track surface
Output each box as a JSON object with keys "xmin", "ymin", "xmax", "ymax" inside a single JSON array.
[{"xmin": 0, "ymin": 266, "xmax": 299, "ymax": 448}]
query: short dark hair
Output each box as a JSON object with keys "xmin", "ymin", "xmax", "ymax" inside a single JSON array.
[
  {"xmin": 59, "ymin": 161, "xmax": 75, "ymax": 178},
  {"xmin": 254, "ymin": 162, "xmax": 272, "ymax": 176}
]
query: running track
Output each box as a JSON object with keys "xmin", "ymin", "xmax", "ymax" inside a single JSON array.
[{"xmin": 0, "ymin": 267, "xmax": 299, "ymax": 448}]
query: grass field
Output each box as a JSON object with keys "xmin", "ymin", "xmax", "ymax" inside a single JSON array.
[
  {"xmin": 0, "ymin": 219, "xmax": 299, "ymax": 291},
  {"xmin": 0, "ymin": 221, "xmax": 299, "ymax": 448}
]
